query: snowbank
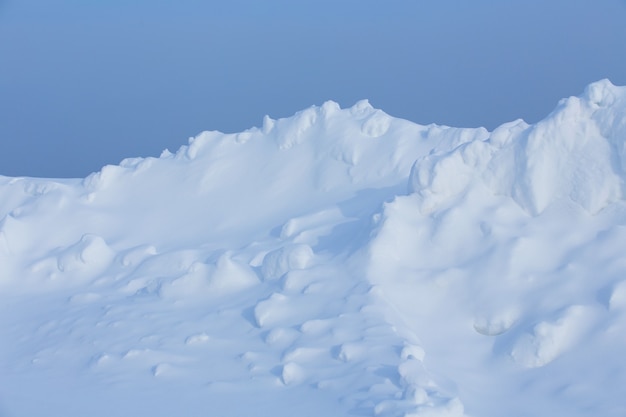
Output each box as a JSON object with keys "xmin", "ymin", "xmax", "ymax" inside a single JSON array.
[{"xmin": 1, "ymin": 80, "xmax": 626, "ymax": 417}]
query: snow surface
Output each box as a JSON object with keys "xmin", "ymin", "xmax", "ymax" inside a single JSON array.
[{"xmin": 2, "ymin": 79, "xmax": 626, "ymax": 416}]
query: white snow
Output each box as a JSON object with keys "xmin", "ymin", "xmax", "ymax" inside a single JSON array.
[{"xmin": 1, "ymin": 79, "xmax": 626, "ymax": 416}]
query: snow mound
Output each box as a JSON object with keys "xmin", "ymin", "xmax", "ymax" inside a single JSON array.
[
  {"xmin": 261, "ymin": 244, "xmax": 315, "ymax": 281},
  {"xmin": 410, "ymin": 79, "xmax": 626, "ymax": 215},
  {"xmin": 369, "ymin": 79, "xmax": 626, "ymax": 416},
  {"xmin": 2, "ymin": 80, "xmax": 626, "ymax": 417}
]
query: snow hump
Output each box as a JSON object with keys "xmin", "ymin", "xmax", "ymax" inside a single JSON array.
[{"xmin": 409, "ymin": 79, "xmax": 626, "ymax": 215}]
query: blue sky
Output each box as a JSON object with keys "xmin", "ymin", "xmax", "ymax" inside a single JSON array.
[{"xmin": 2, "ymin": 0, "xmax": 626, "ymax": 178}]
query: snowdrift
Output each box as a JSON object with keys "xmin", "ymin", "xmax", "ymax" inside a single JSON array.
[{"xmin": 1, "ymin": 80, "xmax": 625, "ymax": 417}]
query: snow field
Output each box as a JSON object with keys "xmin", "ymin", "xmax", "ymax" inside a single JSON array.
[{"xmin": 1, "ymin": 80, "xmax": 626, "ymax": 416}]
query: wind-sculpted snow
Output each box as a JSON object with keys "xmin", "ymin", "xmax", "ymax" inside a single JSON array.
[{"xmin": 1, "ymin": 80, "xmax": 626, "ymax": 416}]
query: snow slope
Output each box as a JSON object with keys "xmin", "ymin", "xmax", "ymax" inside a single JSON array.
[{"xmin": 1, "ymin": 80, "xmax": 625, "ymax": 416}]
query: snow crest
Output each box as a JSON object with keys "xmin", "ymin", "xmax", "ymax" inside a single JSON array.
[{"xmin": 409, "ymin": 79, "xmax": 625, "ymax": 215}]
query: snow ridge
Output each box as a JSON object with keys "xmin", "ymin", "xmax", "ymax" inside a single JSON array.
[{"xmin": 1, "ymin": 80, "xmax": 626, "ymax": 417}]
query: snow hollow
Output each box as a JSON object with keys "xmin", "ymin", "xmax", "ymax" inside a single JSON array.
[{"xmin": 1, "ymin": 80, "xmax": 626, "ymax": 417}]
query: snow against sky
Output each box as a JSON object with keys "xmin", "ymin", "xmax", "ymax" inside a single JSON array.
[{"xmin": 1, "ymin": 0, "xmax": 626, "ymax": 177}]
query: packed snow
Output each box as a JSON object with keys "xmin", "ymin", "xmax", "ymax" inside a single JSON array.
[{"xmin": 1, "ymin": 79, "xmax": 626, "ymax": 416}]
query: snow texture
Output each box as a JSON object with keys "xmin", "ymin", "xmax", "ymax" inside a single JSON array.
[{"xmin": 1, "ymin": 79, "xmax": 626, "ymax": 416}]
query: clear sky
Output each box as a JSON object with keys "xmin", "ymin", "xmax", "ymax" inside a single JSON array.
[{"xmin": 2, "ymin": 0, "xmax": 626, "ymax": 178}]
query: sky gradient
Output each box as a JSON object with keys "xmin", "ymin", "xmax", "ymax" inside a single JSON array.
[{"xmin": 2, "ymin": 0, "xmax": 626, "ymax": 178}]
